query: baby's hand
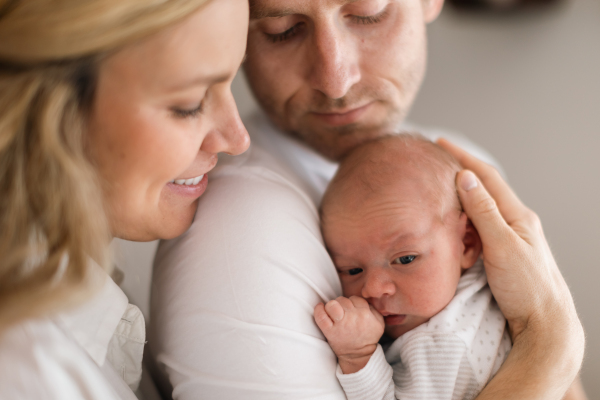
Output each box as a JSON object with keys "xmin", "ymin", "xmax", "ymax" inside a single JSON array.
[{"xmin": 314, "ymin": 296, "xmax": 385, "ymax": 374}]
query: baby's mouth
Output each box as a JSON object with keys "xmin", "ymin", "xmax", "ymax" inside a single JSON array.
[{"xmin": 383, "ymin": 314, "xmax": 407, "ymax": 326}]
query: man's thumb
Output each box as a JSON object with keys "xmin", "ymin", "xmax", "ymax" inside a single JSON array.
[{"xmin": 456, "ymin": 170, "xmax": 511, "ymax": 246}]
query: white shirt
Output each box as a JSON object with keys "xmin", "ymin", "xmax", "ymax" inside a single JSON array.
[
  {"xmin": 149, "ymin": 111, "xmax": 501, "ymax": 399},
  {"xmin": 336, "ymin": 262, "xmax": 512, "ymax": 400},
  {"xmin": 0, "ymin": 263, "xmax": 145, "ymax": 400}
]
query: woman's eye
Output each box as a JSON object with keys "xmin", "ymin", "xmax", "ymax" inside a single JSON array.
[
  {"xmin": 393, "ymin": 255, "xmax": 416, "ymax": 265},
  {"xmin": 348, "ymin": 268, "xmax": 363, "ymax": 276},
  {"xmin": 265, "ymin": 23, "xmax": 304, "ymax": 43},
  {"xmin": 172, "ymin": 103, "xmax": 203, "ymax": 119}
]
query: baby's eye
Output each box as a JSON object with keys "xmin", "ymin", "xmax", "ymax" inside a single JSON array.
[
  {"xmin": 393, "ymin": 255, "xmax": 416, "ymax": 265},
  {"xmin": 348, "ymin": 268, "xmax": 363, "ymax": 276}
]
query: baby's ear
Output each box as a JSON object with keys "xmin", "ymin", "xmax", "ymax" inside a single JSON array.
[{"xmin": 460, "ymin": 213, "xmax": 482, "ymax": 270}]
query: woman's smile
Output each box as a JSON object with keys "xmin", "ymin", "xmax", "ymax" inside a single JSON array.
[{"xmin": 166, "ymin": 174, "xmax": 209, "ymax": 198}]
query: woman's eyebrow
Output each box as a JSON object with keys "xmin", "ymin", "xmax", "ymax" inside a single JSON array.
[{"xmin": 167, "ymin": 72, "xmax": 230, "ymax": 92}]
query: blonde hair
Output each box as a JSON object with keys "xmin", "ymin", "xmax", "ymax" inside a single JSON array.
[{"xmin": 0, "ymin": 0, "xmax": 211, "ymax": 332}]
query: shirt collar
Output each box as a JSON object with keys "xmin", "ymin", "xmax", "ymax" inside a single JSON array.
[{"xmin": 54, "ymin": 262, "xmax": 128, "ymax": 366}]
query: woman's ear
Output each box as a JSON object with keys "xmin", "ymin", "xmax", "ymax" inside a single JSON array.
[
  {"xmin": 422, "ymin": 0, "xmax": 445, "ymax": 23},
  {"xmin": 460, "ymin": 214, "xmax": 482, "ymax": 270}
]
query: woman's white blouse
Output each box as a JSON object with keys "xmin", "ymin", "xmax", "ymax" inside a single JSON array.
[{"xmin": 0, "ymin": 265, "xmax": 145, "ymax": 399}]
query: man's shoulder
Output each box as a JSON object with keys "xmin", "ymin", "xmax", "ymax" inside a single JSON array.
[
  {"xmin": 210, "ymin": 142, "xmax": 316, "ymax": 206},
  {"xmin": 192, "ymin": 145, "xmax": 319, "ymax": 238},
  {"xmin": 153, "ymin": 141, "xmax": 335, "ymax": 292}
]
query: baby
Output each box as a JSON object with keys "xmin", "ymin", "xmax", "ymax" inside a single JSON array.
[{"xmin": 314, "ymin": 134, "xmax": 512, "ymax": 400}]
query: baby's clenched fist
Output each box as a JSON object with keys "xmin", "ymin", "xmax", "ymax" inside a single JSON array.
[{"xmin": 314, "ymin": 296, "xmax": 385, "ymax": 374}]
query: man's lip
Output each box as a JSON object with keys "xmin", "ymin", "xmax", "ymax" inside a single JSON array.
[
  {"xmin": 310, "ymin": 102, "xmax": 372, "ymax": 127},
  {"xmin": 383, "ymin": 314, "xmax": 406, "ymax": 326}
]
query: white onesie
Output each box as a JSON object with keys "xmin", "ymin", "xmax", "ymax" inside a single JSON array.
[{"xmin": 336, "ymin": 262, "xmax": 512, "ymax": 400}]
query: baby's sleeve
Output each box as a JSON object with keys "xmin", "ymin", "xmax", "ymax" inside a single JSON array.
[{"xmin": 335, "ymin": 344, "xmax": 396, "ymax": 400}]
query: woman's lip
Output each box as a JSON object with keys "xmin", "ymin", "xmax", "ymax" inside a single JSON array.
[
  {"xmin": 311, "ymin": 102, "xmax": 372, "ymax": 127},
  {"xmin": 169, "ymin": 174, "xmax": 204, "ymax": 186},
  {"xmin": 166, "ymin": 173, "xmax": 208, "ymax": 199},
  {"xmin": 384, "ymin": 314, "xmax": 407, "ymax": 326}
]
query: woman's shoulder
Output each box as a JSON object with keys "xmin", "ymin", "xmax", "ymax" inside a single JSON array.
[{"xmin": 0, "ymin": 317, "xmax": 121, "ymax": 399}]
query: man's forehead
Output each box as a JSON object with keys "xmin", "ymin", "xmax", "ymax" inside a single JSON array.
[{"xmin": 249, "ymin": 0, "xmax": 362, "ymax": 20}]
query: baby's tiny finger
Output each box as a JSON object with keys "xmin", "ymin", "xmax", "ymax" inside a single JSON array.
[
  {"xmin": 314, "ymin": 303, "xmax": 333, "ymax": 332},
  {"xmin": 369, "ymin": 305, "xmax": 385, "ymax": 325},
  {"xmin": 325, "ymin": 300, "xmax": 345, "ymax": 322},
  {"xmin": 349, "ymin": 296, "xmax": 369, "ymax": 309}
]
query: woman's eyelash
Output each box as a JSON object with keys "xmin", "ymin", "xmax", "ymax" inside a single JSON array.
[
  {"xmin": 172, "ymin": 103, "xmax": 203, "ymax": 119},
  {"xmin": 267, "ymin": 23, "xmax": 302, "ymax": 43},
  {"xmin": 351, "ymin": 9, "xmax": 389, "ymax": 25}
]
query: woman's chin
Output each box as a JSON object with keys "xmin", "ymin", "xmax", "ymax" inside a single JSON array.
[
  {"xmin": 157, "ymin": 204, "xmax": 198, "ymax": 240},
  {"xmin": 112, "ymin": 200, "xmax": 198, "ymax": 242}
]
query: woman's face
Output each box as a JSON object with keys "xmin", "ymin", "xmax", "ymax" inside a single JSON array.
[{"xmin": 87, "ymin": 0, "xmax": 250, "ymax": 241}]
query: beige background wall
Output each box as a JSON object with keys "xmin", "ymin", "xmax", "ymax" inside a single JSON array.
[{"xmin": 116, "ymin": 0, "xmax": 599, "ymax": 396}]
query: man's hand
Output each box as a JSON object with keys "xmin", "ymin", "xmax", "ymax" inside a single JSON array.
[
  {"xmin": 314, "ymin": 296, "xmax": 385, "ymax": 374},
  {"xmin": 437, "ymin": 138, "xmax": 585, "ymax": 400}
]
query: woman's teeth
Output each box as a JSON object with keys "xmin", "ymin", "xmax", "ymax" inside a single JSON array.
[{"xmin": 169, "ymin": 174, "xmax": 204, "ymax": 186}]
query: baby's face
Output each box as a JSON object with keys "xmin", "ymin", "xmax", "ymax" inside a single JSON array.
[{"xmin": 323, "ymin": 183, "xmax": 469, "ymax": 339}]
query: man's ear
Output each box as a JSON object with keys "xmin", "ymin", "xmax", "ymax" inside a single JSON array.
[
  {"xmin": 422, "ymin": 0, "xmax": 445, "ymax": 23},
  {"xmin": 459, "ymin": 213, "xmax": 482, "ymax": 270}
]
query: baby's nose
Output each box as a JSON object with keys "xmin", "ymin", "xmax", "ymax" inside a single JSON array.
[{"xmin": 361, "ymin": 271, "xmax": 396, "ymax": 299}]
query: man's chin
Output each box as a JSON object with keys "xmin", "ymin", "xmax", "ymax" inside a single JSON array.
[
  {"xmin": 284, "ymin": 105, "xmax": 406, "ymax": 160},
  {"xmin": 290, "ymin": 122, "xmax": 401, "ymax": 161}
]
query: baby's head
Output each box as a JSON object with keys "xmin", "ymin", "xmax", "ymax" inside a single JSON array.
[{"xmin": 321, "ymin": 134, "xmax": 482, "ymax": 339}]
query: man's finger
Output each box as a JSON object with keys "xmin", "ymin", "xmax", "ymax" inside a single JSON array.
[
  {"xmin": 324, "ymin": 299, "xmax": 345, "ymax": 322},
  {"xmin": 456, "ymin": 170, "xmax": 515, "ymax": 249},
  {"xmin": 314, "ymin": 303, "xmax": 334, "ymax": 332},
  {"xmin": 437, "ymin": 138, "xmax": 528, "ymax": 226}
]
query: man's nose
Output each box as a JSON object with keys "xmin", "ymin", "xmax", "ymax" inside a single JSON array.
[
  {"xmin": 361, "ymin": 269, "xmax": 396, "ymax": 299},
  {"xmin": 201, "ymin": 88, "xmax": 250, "ymax": 156},
  {"xmin": 308, "ymin": 22, "xmax": 361, "ymax": 100}
]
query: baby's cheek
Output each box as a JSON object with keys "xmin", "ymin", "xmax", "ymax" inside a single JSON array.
[
  {"xmin": 417, "ymin": 284, "xmax": 456, "ymax": 317},
  {"xmin": 340, "ymin": 280, "xmax": 360, "ymax": 297}
]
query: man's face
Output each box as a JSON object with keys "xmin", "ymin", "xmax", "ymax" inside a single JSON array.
[{"xmin": 244, "ymin": 0, "xmax": 443, "ymax": 160}]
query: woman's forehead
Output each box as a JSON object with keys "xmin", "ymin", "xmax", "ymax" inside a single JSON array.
[{"xmin": 98, "ymin": 0, "xmax": 248, "ymax": 96}]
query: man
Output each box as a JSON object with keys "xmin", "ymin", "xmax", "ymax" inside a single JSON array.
[{"xmin": 148, "ymin": 0, "xmax": 584, "ymax": 398}]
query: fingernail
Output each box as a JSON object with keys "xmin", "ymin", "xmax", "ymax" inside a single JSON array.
[{"xmin": 461, "ymin": 171, "xmax": 478, "ymax": 191}]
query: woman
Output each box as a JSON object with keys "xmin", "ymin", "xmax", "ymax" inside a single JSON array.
[
  {"xmin": 0, "ymin": 0, "xmax": 584, "ymax": 400},
  {"xmin": 0, "ymin": 0, "xmax": 249, "ymax": 398}
]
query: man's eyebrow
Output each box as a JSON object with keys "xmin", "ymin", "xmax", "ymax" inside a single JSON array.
[
  {"xmin": 249, "ymin": 6, "xmax": 295, "ymax": 20},
  {"xmin": 249, "ymin": 0, "xmax": 363, "ymax": 20}
]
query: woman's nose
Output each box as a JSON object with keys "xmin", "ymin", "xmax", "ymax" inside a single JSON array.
[
  {"xmin": 308, "ymin": 21, "xmax": 361, "ymax": 100},
  {"xmin": 361, "ymin": 270, "xmax": 396, "ymax": 299},
  {"xmin": 201, "ymin": 88, "xmax": 250, "ymax": 156}
]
